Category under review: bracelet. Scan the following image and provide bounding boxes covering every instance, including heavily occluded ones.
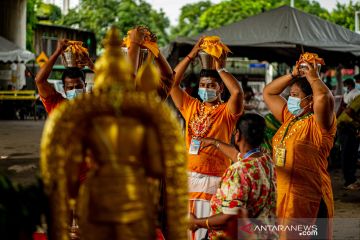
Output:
[186,55,193,61]
[205,218,211,229]
[217,68,228,73]
[214,140,220,149]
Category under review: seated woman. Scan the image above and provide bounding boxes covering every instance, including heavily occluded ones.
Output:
[189,113,276,240]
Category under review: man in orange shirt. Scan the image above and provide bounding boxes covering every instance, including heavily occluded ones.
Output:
[37,29,174,113]
[35,39,93,114]
[170,38,243,239]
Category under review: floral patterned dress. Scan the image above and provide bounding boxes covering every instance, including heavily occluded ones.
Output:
[209,152,277,239]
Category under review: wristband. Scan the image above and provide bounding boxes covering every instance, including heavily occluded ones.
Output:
[217,68,228,73]
[205,218,211,229]
[186,55,193,61]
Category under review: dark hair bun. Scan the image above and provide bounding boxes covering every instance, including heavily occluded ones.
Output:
[236,113,265,148]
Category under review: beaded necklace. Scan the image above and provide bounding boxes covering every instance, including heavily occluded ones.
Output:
[274,112,313,147]
[274,112,313,167]
[189,102,220,139]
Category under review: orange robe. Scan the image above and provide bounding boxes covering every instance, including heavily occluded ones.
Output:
[40,91,65,114]
[272,107,336,239]
[179,93,241,177]
[179,93,241,200]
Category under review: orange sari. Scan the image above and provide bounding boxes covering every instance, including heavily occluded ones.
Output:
[272,107,336,239]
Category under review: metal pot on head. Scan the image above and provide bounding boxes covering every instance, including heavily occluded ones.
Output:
[121,47,149,70]
[62,51,85,68]
[198,50,216,70]
[138,48,149,69]
[61,52,78,67]
[299,62,321,77]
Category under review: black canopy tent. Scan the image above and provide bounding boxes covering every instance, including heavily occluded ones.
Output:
[167,5,360,67]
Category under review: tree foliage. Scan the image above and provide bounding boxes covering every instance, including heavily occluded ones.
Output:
[26,0,62,51]
[26,0,40,51]
[328,0,360,31]
[37,2,62,23]
[172,0,331,37]
[170,1,212,39]
[59,0,170,49]
[198,0,271,31]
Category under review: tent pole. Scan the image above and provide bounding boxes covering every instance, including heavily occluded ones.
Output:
[290,0,295,8]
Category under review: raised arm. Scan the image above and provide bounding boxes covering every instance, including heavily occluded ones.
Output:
[302,61,335,130]
[127,29,145,76]
[215,57,243,114]
[83,53,95,72]
[263,66,299,122]
[35,39,68,98]
[154,52,174,100]
[170,38,203,108]
[335,65,344,96]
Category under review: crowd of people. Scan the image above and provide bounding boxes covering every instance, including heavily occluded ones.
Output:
[34,30,359,240]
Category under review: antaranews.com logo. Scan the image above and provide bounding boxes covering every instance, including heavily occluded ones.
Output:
[238,218,320,239]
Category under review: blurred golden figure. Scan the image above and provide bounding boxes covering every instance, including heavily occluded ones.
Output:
[40,27,188,240]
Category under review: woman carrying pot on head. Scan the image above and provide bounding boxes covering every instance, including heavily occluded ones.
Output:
[170,37,244,240]
[263,53,336,239]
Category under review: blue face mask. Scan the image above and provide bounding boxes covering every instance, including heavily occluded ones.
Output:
[287,95,311,116]
[66,89,84,100]
[198,88,218,102]
[356,83,360,91]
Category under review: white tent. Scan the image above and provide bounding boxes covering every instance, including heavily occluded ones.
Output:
[0,36,35,63]
[0,36,35,89]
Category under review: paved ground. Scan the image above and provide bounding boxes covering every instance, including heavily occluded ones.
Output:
[0,120,359,239]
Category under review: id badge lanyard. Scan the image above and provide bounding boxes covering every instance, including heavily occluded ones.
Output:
[241,148,261,160]
[275,113,312,167]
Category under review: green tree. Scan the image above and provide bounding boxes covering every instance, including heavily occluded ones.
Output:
[59,0,170,49]
[37,2,62,23]
[198,0,271,31]
[170,1,212,38]
[328,0,360,31]
[26,0,41,51]
[174,0,330,36]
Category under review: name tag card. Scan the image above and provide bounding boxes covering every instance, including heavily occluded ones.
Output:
[189,139,201,155]
[275,146,286,167]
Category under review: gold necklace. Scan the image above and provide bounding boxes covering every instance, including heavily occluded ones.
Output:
[189,102,220,139]
[274,113,313,146]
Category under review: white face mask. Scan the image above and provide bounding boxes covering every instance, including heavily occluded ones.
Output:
[66,89,84,100]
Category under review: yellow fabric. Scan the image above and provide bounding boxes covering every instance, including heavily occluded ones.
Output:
[65,41,89,55]
[337,94,360,128]
[200,36,231,59]
[272,107,336,239]
[179,93,240,176]
[123,30,159,57]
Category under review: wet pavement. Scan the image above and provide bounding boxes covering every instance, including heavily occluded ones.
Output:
[0,120,359,239]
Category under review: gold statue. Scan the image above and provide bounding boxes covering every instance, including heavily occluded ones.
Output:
[40,26,188,240]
